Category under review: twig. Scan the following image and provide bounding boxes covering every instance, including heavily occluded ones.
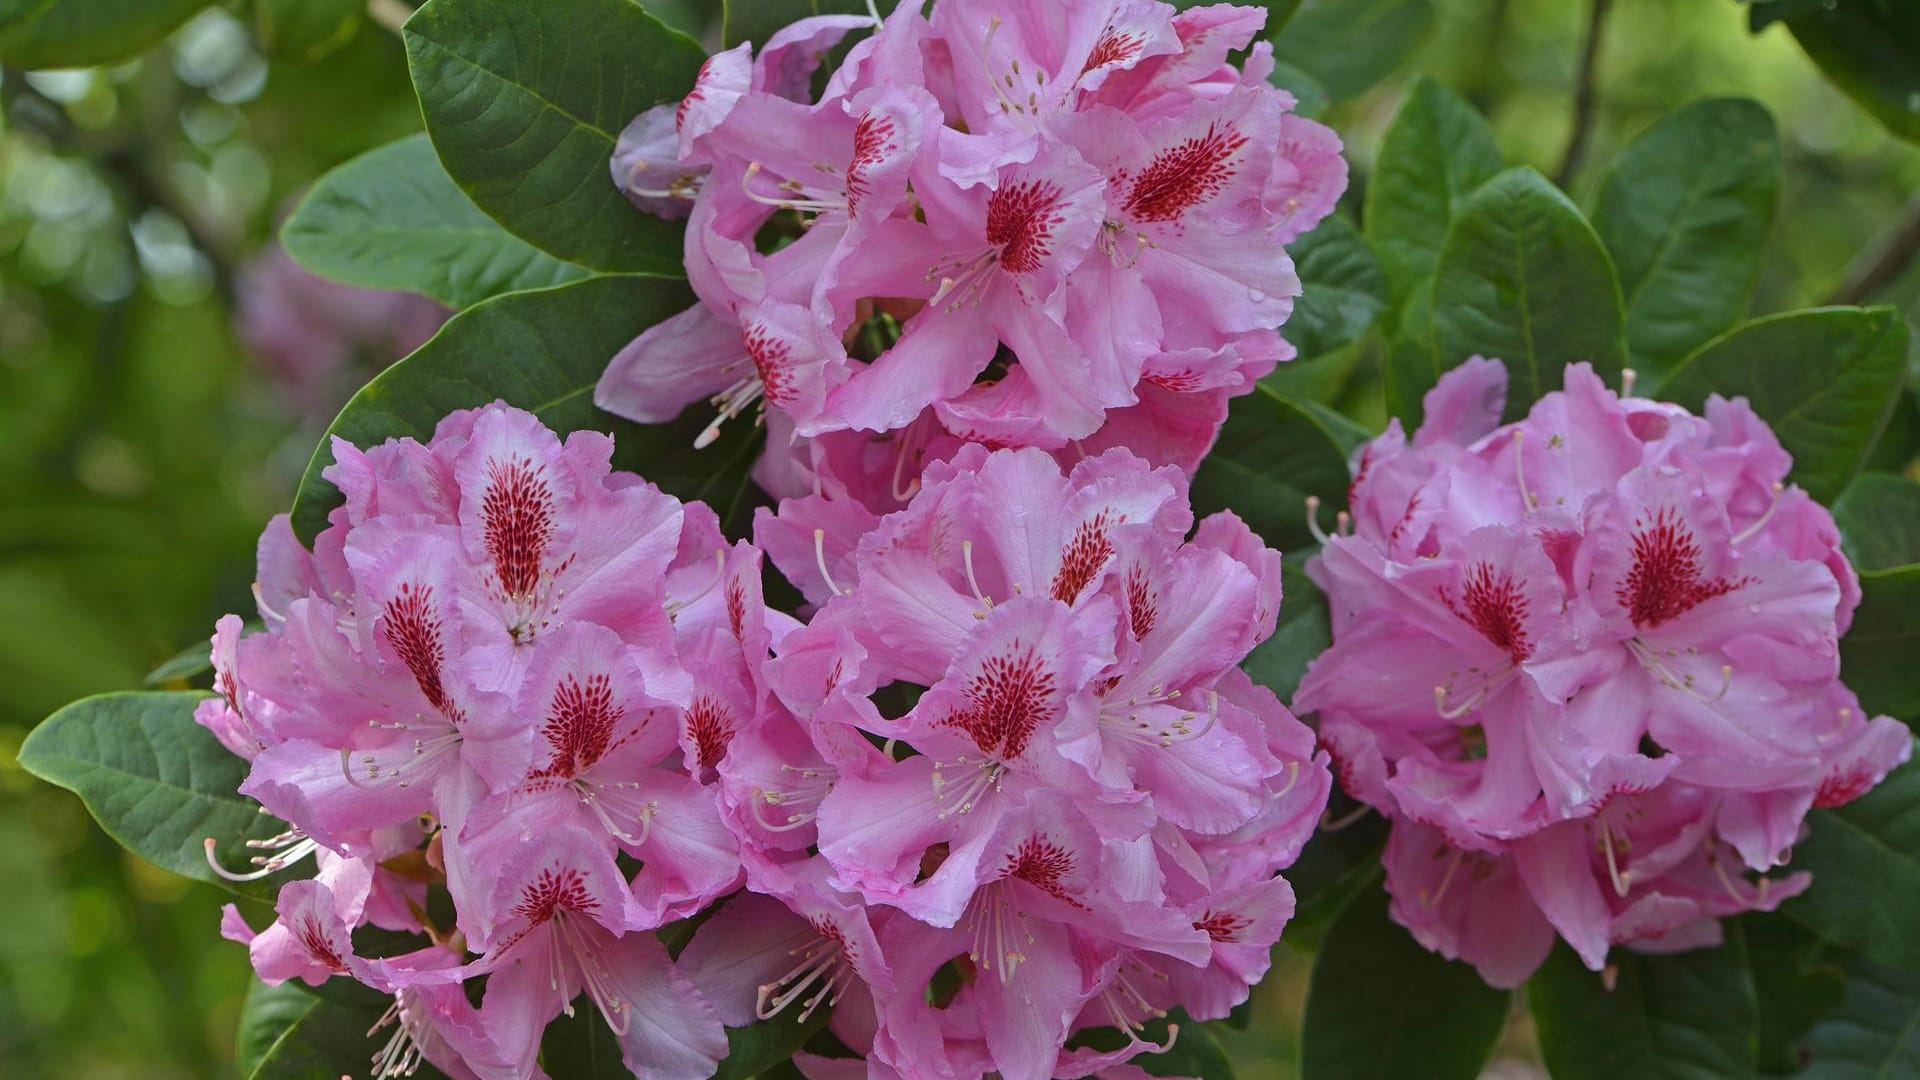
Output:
[1827,196,1920,306]
[1554,0,1612,190]
[367,0,414,36]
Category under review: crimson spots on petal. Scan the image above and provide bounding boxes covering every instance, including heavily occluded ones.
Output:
[1815,766,1877,809]
[513,866,598,924]
[846,112,898,216]
[1126,563,1158,641]
[744,322,797,407]
[1081,30,1146,76]
[1122,121,1250,224]
[687,695,735,771]
[941,643,1058,760]
[1446,562,1533,662]
[537,674,624,778]
[1051,510,1116,604]
[1194,909,1252,943]
[482,456,557,603]
[986,179,1068,274]
[725,578,748,640]
[297,917,349,973]
[1619,506,1745,630]
[383,583,463,723]
[1004,835,1083,906]
[677,59,713,131]
[1143,368,1206,393]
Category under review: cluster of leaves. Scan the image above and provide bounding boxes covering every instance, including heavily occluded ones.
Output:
[8,0,1920,1077]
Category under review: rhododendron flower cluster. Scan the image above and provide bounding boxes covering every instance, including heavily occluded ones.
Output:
[1295,359,1912,988]
[197,404,1328,1079]
[596,0,1346,499]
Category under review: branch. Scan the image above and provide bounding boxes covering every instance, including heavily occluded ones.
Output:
[1827,196,1920,306]
[1554,0,1612,190]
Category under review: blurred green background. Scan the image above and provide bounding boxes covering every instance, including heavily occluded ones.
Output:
[1,2,1915,1076]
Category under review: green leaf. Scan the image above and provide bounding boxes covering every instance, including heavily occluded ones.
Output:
[723,0,876,50]
[1746,914,1847,1073]
[253,0,361,63]
[714,1008,835,1080]
[1242,559,1331,704]
[1833,472,1920,573]
[1301,885,1509,1080]
[0,0,208,68]
[1782,752,1920,972]
[1591,98,1780,383]
[1191,383,1370,553]
[0,0,53,31]
[1364,76,1505,304]
[235,979,442,1080]
[283,134,592,310]
[145,625,261,687]
[1660,307,1910,504]
[1530,927,1759,1080]
[539,1003,628,1078]
[405,0,705,274]
[1282,813,1388,953]
[1285,216,1389,362]
[14,691,286,901]
[1769,1,1920,144]
[1269,0,1435,103]
[1071,1010,1236,1079]
[1424,166,1628,426]
[1842,568,1920,722]
[288,275,763,546]
[1799,954,1920,1078]
[1268,59,1331,119]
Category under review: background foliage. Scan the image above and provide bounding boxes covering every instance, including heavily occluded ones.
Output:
[1,0,1917,1076]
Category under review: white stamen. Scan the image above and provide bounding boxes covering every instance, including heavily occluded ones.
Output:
[1305,495,1330,545]
[203,832,319,882]
[1621,368,1638,398]
[814,529,846,597]
[1513,430,1538,511]
[962,540,993,617]
[1731,483,1786,545]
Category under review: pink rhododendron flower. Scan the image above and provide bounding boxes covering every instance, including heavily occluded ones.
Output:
[596,0,1345,474]
[1296,359,1911,988]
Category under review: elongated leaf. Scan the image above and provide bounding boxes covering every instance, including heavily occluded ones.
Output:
[723,0,876,49]
[1301,885,1509,1080]
[1768,0,1920,143]
[1192,383,1370,553]
[538,1004,627,1078]
[146,625,261,687]
[1364,76,1504,303]
[1800,954,1920,1077]
[0,0,207,67]
[1746,913,1847,1073]
[1530,928,1759,1080]
[714,1009,834,1080]
[1424,167,1627,426]
[405,0,705,274]
[15,691,285,901]
[283,134,591,309]
[288,275,763,546]
[1660,307,1909,503]
[0,0,53,31]
[235,979,441,1080]
[1071,1010,1235,1079]
[1243,559,1330,703]
[1591,98,1780,382]
[1282,813,1388,952]
[1842,568,1920,722]
[1269,0,1435,103]
[1285,216,1389,362]
[254,0,361,63]
[1833,472,1920,573]
[1783,753,1920,971]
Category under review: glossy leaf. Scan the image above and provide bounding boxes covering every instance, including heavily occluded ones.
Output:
[235,979,440,1080]
[1591,98,1780,382]
[1832,472,1920,573]
[1270,0,1435,103]
[1281,813,1388,952]
[1191,383,1370,553]
[1243,559,1331,704]
[253,0,361,63]
[0,0,208,68]
[1530,928,1759,1080]
[1746,914,1847,1074]
[1072,1010,1236,1079]
[1285,216,1389,362]
[1364,76,1504,303]
[1763,0,1920,143]
[14,691,285,901]
[1660,307,1909,503]
[1301,885,1509,1080]
[1783,753,1920,970]
[714,1008,835,1080]
[1800,954,1920,1078]
[405,0,704,274]
[282,134,591,309]
[1268,58,1331,119]
[1425,167,1628,426]
[723,0,877,49]
[1842,568,1920,722]
[288,275,763,545]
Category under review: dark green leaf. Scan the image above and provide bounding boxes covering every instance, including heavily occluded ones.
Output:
[1071,1010,1236,1079]
[539,1003,629,1078]
[1800,953,1920,1078]
[1530,927,1759,1080]
[145,625,260,687]
[1281,812,1387,953]
[714,1008,836,1080]
[15,691,286,901]
[236,979,443,1080]
[1285,216,1389,362]
[1269,0,1435,103]
[1364,76,1504,303]
[0,0,53,31]
[288,275,763,546]
[1191,383,1370,553]
[253,0,361,63]
[405,0,704,274]
[1591,98,1780,382]
[1833,472,1920,573]
[1783,752,1920,971]
[1425,166,1628,426]
[1745,914,1847,1074]
[1770,1,1920,143]
[282,134,591,309]
[1842,568,1920,722]
[1268,59,1331,119]
[0,0,208,68]
[1301,885,1509,1080]
[723,0,877,50]
[1242,559,1331,704]
[1660,307,1909,503]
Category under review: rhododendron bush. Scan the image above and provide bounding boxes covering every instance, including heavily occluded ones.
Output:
[15,1,1920,1078]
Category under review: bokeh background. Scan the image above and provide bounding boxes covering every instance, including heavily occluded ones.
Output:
[1,1,1915,1076]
